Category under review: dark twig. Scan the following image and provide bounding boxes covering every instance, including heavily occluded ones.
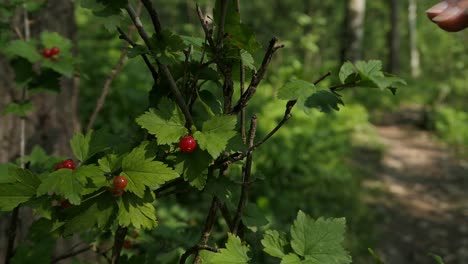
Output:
[5,207,19,264]
[216,0,229,47]
[196,4,215,48]
[232,116,257,234]
[52,245,93,263]
[179,245,219,264]
[117,27,158,80]
[192,197,220,264]
[240,62,246,143]
[217,71,332,167]
[111,226,128,264]
[232,38,284,114]
[220,203,234,231]
[87,42,129,131]
[140,0,162,34]
[125,4,194,128]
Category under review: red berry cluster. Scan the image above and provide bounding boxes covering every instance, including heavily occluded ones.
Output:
[179,135,197,153]
[55,159,76,171]
[42,46,60,59]
[111,175,128,197]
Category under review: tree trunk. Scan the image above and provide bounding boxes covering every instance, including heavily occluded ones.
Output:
[340,0,366,63]
[387,0,400,73]
[408,0,421,77]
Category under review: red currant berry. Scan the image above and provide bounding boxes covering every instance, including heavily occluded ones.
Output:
[55,159,76,171]
[60,200,72,209]
[123,240,132,249]
[179,135,197,153]
[50,46,60,55]
[42,48,52,58]
[113,175,128,190]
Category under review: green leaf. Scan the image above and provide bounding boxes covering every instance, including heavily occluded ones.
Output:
[290,211,351,264]
[40,31,74,77]
[243,203,269,229]
[117,191,157,229]
[193,115,237,159]
[36,166,94,205]
[280,254,302,264]
[4,40,41,62]
[240,50,256,71]
[338,62,357,84]
[98,153,123,174]
[304,90,344,113]
[429,253,445,264]
[2,101,34,117]
[122,142,179,198]
[127,44,148,58]
[261,230,288,258]
[28,69,62,93]
[0,167,41,211]
[355,60,382,79]
[136,97,187,145]
[70,129,110,162]
[0,163,15,183]
[63,192,117,235]
[149,30,187,65]
[202,233,250,264]
[278,80,315,100]
[74,165,107,195]
[175,149,212,190]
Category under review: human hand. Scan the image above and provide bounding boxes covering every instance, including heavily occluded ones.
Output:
[426,0,468,32]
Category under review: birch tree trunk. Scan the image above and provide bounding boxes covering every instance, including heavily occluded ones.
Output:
[408,0,421,77]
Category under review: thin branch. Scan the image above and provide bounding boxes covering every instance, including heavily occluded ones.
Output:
[220,203,233,231]
[239,60,246,143]
[232,115,257,234]
[216,0,229,47]
[193,196,219,264]
[196,4,215,48]
[5,207,19,264]
[140,0,162,34]
[179,245,219,264]
[111,226,128,264]
[116,27,158,80]
[125,3,194,128]
[52,245,93,263]
[86,43,129,131]
[217,71,332,167]
[231,38,284,114]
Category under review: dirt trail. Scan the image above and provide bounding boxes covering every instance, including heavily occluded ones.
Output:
[364,124,468,264]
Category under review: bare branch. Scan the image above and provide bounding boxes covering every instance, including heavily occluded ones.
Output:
[140,0,162,34]
[125,4,194,128]
[52,245,93,263]
[231,38,284,114]
[196,4,215,48]
[193,196,219,263]
[179,245,219,264]
[216,0,229,47]
[111,226,128,264]
[232,115,257,234]
[116,27,158,80]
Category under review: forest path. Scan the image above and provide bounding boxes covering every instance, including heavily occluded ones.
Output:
[363,124,468,264]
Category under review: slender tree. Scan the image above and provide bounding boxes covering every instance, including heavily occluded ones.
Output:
[408,0,421,77]
[340,0,366,63]
[387,0,400,73]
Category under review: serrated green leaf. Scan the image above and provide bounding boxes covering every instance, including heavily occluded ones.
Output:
[122,142,179,197]
[74,165,107,195]
[149,30,187,65]
[136,97,187,145]
[98,153,123,174]
[4,40,41,62]
[261,230,288,258]
[338,62,356,84]
[70,130,110,162]
[355,60,382,79]
[280,254,302,264]
[243,203,269,229]
[63,192,117,236]
[290,211,351,264]
[202,233,250,264]
[0,163,15,183]
[36,167,90,205]
[193,115,237,159]
[175,149,212,190]
[278,80,316,101]
[240,50,255,71]
[2,101,34,117]
[117,191,157,230]
[304,90,344,113]
[0,167,41,211]
[128,44,148,58]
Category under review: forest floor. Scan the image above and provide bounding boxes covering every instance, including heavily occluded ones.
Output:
[359,112,468,264]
